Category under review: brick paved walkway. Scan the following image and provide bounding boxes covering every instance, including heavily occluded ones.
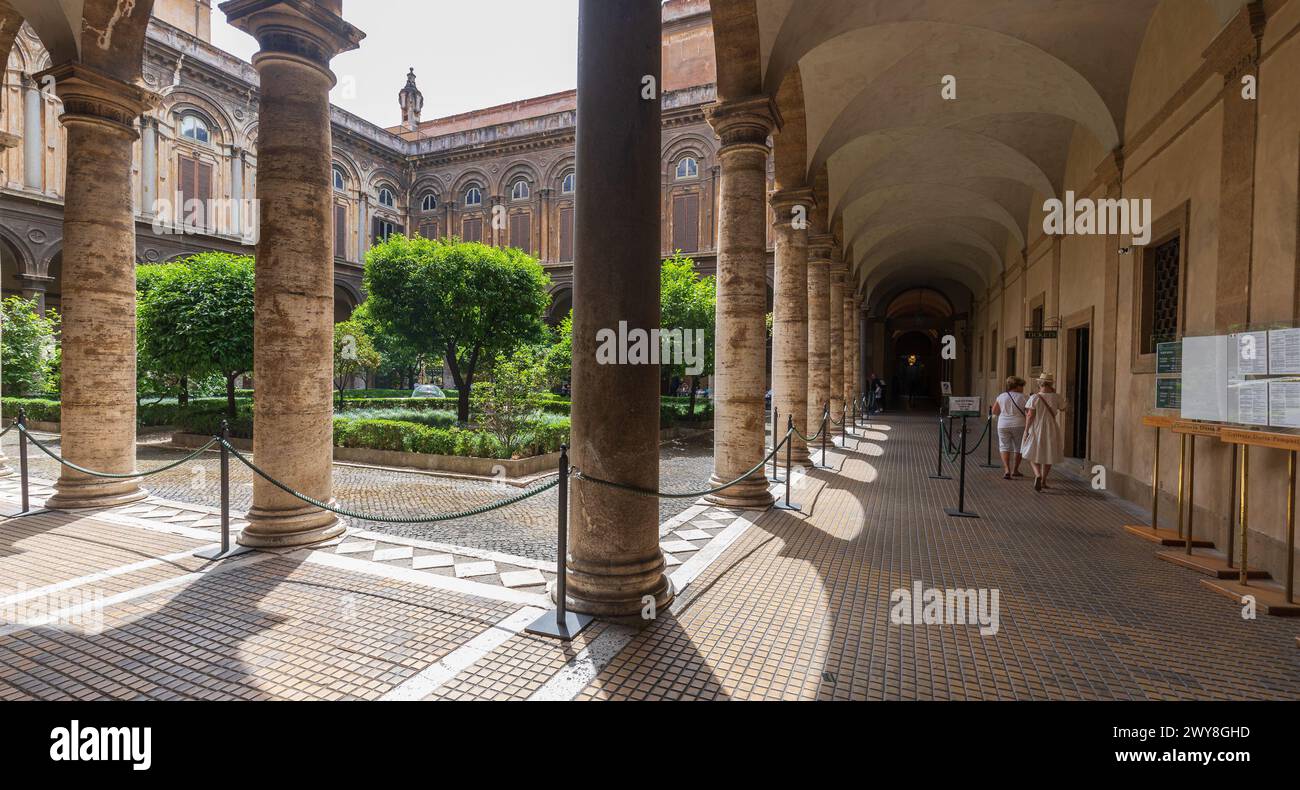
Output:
[1,414,1297,700]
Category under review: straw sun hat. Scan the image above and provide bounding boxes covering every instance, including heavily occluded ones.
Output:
[1036,372,1056,386]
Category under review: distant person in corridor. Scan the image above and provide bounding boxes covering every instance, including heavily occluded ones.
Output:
[992,376,1028,480]
[1021,372,1067,492]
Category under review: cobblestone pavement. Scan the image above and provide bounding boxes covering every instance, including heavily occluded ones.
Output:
[3,415,1297,701]
[1,429,715,562]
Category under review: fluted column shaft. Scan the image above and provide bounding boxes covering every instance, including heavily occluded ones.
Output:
[43,66,153,509]
[771,189,812,465]
[807,236,832,441]
[829,255,846,434]
[228,1,363,547]
[565,0,672,618]
[705,96,779,508]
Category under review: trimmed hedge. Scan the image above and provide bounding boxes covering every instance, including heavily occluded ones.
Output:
[333,416,568,459]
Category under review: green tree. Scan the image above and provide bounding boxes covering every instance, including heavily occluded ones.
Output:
[1,297,59,396]
[472,351,546,457]
[353,300,429,390]
[363,236,551,422]
[543,309,573,391]
[660,253,716,416]
[333,319,381,411]
[137,252,255,417]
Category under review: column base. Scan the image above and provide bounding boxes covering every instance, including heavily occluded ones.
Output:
[238,501,344,548]
[562,551,675,622]
[704,472,774,509]
[789,445,812,466]
[46,475,147,510]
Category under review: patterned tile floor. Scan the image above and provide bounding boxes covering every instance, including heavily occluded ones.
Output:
[1,414,1297,700]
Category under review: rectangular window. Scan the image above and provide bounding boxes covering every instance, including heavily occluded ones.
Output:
[559,206,574,262]
[1140,234,1181,355]
[671,193,699,252]
[333,203,347,259]
[462,217,483,244]
[990,329,998,375]
[509,212,531,253]
[419,220,438,240]
[372,217,401,244]
[977,335,984,374]
[177,154,213,228]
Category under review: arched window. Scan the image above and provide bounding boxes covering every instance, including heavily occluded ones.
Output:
[464,186,482,207]
[179,114,211,145]
[421,193,437,212]
[675,156,699,180]
[378,186,396,208]
[333,166,347,192]
[510,179,531,201]
[561,173,575,194]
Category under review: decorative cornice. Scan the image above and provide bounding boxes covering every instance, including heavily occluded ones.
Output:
[221,0,365,75]
[1203,1,1267,80]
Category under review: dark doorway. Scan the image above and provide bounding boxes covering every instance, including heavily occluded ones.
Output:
[1066,325,1091,459]
[892,331,938,409]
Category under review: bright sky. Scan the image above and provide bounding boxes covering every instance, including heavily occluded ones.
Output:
[211,0,580,128]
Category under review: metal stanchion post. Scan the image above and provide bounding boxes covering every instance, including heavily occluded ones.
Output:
[770,405,783,483]
[1227,445,1238,569]
[1150,424,1160,533]
[983,407,995,468]
[1175,432,1187,541]
[527,444,592,640]
[17,407,29,514]
[945,416,977,518]
[930,414,951,480]
[196,421,252,561]
[821,403,829,467]
[775,415,800,512]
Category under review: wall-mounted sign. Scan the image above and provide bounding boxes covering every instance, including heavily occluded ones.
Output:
[1155,378,1182,410]
[1156,341,1182,375]
[1024,329,1058,340]
[940,381,952,396]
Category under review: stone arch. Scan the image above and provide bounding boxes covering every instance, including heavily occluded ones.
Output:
[162,91,235,148]
[709,0,763,100]
[497,160,541,197]
[772,66,808,191]
[331,152,362,192]
[0,223,33,276]
[662,132,714,180]
[10,0,156,83]
[334,281,362,323]
[451,167,491,205]
[544,153,576,189]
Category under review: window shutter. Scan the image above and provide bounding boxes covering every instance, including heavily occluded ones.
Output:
[559,206,574,262]
[372,216,384,244]
[463,217,482,244]
[672,193,699,252]
[510,212,531,252]
[178,155,197,207]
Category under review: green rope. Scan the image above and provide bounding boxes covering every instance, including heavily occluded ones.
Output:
[222,438,559,523]
[794,414,829,443]
[17,423,217,478]
[574,429,791,499]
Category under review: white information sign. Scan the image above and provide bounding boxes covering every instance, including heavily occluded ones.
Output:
[1180,334,1229,422]
[1230,331,1270,377]
[1268,328,1300,376]
[948,396,981,417]
[1229,379,1270,426]
[1268,379,1300,429]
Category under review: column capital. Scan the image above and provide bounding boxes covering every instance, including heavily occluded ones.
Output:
[1203,1,1266,81]
[770,186,815,219]
[221,0,364,76]
[706,95,781,152]
[38,63,159,135]
[0,130,17,152]
[808,233,835,259]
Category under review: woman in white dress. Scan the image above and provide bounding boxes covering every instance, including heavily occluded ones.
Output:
[1021,372,1067,492]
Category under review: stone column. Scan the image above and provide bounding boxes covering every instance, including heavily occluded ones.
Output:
[140,117,158,217]
[19,275,50,314]
[230,146,244,238]
[41,65,154,509]
[828,252,846,434]
[770,188,812,465]
[842,282,855,410]
[22,74,41,190]
[851,294,862,406]
[705,95,779,508]
[807,235,832,438]
[565,0,672,619]
[225,0,364,548]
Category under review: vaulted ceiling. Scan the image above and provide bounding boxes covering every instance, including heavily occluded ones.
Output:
[712,0,1254,309]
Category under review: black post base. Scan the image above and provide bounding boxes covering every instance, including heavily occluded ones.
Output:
[525,610,594,641]
[944,507,979,519]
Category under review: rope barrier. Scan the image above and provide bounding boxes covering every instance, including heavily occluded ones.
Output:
[16,423,218,478]
[573,429,792,499]
[221,439,560,524]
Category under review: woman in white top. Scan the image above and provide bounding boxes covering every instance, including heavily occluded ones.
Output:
[1021,372,1067,492]
[991,376,1028,480]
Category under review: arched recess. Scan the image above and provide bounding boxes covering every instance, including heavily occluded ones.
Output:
[497,161,540,198]
[547,286,573,327]
[451,167,491,204]
[334,282,360,324]
[161,90,237,147]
